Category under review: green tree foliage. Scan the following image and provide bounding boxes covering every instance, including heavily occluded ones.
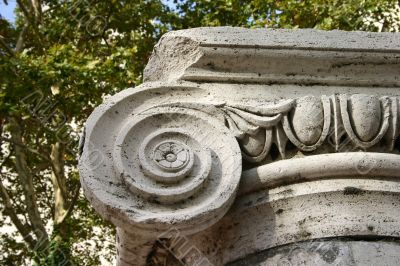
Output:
[0,0,399,264]
[175,0,400,30]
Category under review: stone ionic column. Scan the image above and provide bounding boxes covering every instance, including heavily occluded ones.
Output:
[79,28,400,265]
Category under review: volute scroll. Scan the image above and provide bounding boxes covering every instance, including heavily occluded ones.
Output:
[80,93,242,237]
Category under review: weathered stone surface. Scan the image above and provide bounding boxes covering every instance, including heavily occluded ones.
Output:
[144,27,400,87]
[79,27,400,265]
[228,240,400,266]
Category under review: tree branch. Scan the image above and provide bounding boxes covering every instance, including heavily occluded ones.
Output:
[16,0,35,26]
[16,0,44,45]
[0,136,51,162]
[0,35,15,56]
[50,142,68,209]
[9,117,49,249]
[0,174,37,250]
[57,183,81,225]
[0,139,37,249]
[15,23,29,53]
[30,0,42,23]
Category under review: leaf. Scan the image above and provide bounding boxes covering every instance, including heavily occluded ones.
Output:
[224,109,260,135]
[224,106,282,128]
[227,99,295,116]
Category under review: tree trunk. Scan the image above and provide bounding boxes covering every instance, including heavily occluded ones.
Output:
[9,117,49,251]
[50,142,68,224]
[48,142,74,265]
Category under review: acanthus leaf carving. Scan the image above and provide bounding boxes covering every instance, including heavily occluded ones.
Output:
[224,109,261,136]
[219,99,295,163]
[224,106,282,128]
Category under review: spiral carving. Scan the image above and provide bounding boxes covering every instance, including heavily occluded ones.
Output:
[79,103,243,236]
[115,126,213,204]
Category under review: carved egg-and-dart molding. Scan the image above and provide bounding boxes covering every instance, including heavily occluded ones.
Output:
[217,94,399,163]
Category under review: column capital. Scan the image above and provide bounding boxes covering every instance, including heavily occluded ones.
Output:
[79,27,400,265]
